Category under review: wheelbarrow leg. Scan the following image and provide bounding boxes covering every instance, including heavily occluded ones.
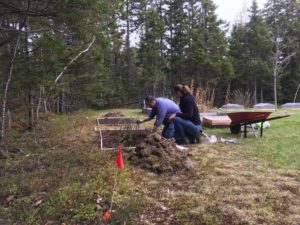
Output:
[260,121,264,137]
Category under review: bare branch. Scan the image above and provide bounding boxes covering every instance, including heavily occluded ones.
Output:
[280,52,296,65]
[0,26,50,33]
[54,35,96,84]
[293,83,300,103]
[0,1,54,18]
[275,52,296,79]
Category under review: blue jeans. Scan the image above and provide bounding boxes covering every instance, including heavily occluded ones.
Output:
[173,117,202,141]
[162,120,175,138]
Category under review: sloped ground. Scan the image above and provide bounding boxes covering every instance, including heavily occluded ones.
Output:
[0,109,299,224]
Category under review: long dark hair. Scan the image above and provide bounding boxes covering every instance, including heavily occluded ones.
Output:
[173,84,191,95]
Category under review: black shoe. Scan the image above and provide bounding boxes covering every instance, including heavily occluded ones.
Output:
[176,138,189,145]
[189,138,195,144]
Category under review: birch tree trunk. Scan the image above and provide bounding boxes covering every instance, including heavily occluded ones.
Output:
[1,36,20,141]
[43,87,48,113]
[274,69,278,110]
[254,74,257,104]
[36,86,43,121]
[126,0,133,90]
[271,32,295,110]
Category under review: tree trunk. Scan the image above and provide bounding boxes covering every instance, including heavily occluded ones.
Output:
[8,109,11,132]
[126,0,133,91]
[56,91,66,114]
[28,89,34,130]
[36,86,43,121]
[260,86,263,103]
[1,36,19,141]
[254,74,257,104]
[60,91,66,113]
[56,95,60,114]
[274,71,277,110]
[43,87,48,113]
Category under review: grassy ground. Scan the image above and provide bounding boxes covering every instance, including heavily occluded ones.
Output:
[204,110,300,170]
[0,109,299,224]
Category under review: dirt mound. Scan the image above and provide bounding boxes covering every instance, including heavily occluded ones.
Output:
[127,133,193,174]
[103,111,124,117]
[101,129,150,148]
[97,117,136,125]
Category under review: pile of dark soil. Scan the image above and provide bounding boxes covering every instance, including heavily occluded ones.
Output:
[97,117,136,125]
[101,129,150,148]
[127,133,193,174]
[103,111,125,118]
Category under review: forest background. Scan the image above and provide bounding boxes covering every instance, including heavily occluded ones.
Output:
[0,0,300,133]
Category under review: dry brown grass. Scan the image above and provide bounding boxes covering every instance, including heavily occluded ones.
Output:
[232,89,255,107]
[224,82,231,105]
[190,80,215,112]
[130,143,300,224]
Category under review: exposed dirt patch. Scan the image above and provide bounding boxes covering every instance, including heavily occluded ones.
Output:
[101,129,151,148]
[97,117,136,125]
[127,133,194,174]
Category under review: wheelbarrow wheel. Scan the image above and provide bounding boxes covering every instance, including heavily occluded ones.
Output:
[230,124,241,134]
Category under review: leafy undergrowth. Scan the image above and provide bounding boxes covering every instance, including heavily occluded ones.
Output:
[0,109,299,224]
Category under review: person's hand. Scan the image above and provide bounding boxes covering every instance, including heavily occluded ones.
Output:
[136,120,142,125]
[168,113,176,121]
[152,125,159,133]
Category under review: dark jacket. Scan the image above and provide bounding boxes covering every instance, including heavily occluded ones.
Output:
[176,93,201,125]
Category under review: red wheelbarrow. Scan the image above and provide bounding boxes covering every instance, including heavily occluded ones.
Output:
[227,111,290,137]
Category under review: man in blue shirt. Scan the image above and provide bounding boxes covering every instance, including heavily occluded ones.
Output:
[137,96,180,138]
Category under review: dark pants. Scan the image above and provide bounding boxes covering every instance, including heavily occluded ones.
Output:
[162,120,175,138]
[173,117,202,141]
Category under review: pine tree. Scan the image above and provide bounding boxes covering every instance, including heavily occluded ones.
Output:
[165,0,189,85]
[246,0,272,103]
[136,1,166,96]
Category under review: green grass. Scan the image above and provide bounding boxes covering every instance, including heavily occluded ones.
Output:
[203,110,300,170]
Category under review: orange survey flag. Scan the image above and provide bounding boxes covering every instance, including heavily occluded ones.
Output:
[102,210,112,221]
[116,146,124,170]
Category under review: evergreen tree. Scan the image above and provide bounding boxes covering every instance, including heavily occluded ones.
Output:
[166,0,189,86]
[187,0,232,104]
[137,2,166,96]
[0,0,117,129]
[246,0,272,103]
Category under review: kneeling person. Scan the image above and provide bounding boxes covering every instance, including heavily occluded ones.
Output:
[137,96,180,138]
[172,85,202,144]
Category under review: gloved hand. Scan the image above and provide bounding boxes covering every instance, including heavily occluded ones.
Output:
[136,120,142,125]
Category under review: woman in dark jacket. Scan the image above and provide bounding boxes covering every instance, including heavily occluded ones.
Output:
[171,84,202,144]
